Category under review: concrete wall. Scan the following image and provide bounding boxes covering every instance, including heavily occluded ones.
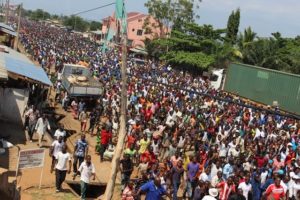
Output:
[0,88,29,125]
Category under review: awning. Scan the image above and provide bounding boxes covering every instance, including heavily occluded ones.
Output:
[130,47,148,55]
[91,30,102,35]
[5,56,52,86]
[0,23,16,37]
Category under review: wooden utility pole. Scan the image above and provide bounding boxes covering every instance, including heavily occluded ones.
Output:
[14,3,21,50]
[103,1,127,199]
[4,0,9,24]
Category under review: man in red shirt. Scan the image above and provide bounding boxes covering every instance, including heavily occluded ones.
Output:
[255,153,268,169]
[140,146,156,167]
[144,107,153,122]
[263,177,285,200]
[100,126,112,162]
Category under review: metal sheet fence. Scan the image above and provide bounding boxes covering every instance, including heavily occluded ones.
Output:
[224,63,300,115]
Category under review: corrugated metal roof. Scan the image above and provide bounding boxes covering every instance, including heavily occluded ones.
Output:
[0,23,15,32]
[4,56,52,86]
[0,23,16,37]
[0,45,32,63]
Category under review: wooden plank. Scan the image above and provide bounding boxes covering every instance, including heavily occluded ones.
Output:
[65,179,107,186]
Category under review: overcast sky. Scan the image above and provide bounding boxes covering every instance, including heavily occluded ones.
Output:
[10,0,300,37]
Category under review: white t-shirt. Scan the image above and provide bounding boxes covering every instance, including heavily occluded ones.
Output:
[199,172,209,182]
[78,162,95,183]
[56,152,71,171]
[238,182,252,200]
[51,140,64,158]
[202,196,217,200]
[54,129,66,138]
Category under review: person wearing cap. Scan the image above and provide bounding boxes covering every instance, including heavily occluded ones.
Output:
[202,188,218,200]
[290,175,300,199]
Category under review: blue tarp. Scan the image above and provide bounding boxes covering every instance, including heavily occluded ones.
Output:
[5,56,52,86]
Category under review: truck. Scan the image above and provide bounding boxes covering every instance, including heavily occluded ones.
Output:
[210,69,225,90]
[61,64,103,97]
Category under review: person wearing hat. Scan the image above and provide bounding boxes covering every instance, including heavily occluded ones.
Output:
[202,188,218,200]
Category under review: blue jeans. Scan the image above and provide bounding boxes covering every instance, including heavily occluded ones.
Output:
[121,173,131,190]
[186,180,197,198]
[80,181,88,200]
[173,182,180,200]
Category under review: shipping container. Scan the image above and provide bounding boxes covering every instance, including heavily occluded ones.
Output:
[224,63,300,115]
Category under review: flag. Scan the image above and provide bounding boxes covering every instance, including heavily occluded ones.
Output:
[115,0,124,20]
[115,0,127,34]
[102,28,116,53]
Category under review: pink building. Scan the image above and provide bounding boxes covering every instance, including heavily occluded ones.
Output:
[102,12,166,48]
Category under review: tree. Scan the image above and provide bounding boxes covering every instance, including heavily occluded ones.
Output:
[29,9,51,21]
[89,21,102,31]
[238,26,257,49]
[226,8,240,44]
[63,15,89,32]
[146,23,231,71]
[144,0,201,37]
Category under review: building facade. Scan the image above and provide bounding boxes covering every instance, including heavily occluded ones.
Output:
[101,12,166,48]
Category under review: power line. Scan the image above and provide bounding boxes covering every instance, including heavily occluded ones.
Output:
[73,2,115,16]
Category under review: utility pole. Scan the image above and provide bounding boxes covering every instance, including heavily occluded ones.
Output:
[14,3,22,50]
[103,0,127,199]
[5,0,9,24]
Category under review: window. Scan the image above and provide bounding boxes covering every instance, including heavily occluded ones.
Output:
[137,29,143,36]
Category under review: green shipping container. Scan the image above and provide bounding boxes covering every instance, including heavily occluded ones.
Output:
[224,63,300,115]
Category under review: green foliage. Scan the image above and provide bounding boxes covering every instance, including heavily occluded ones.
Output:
[22,8,102,32]
[146,22,235,71]
[63,15,88,32]
[238,26,257,48]
[89,21,102,31]
[144,0,201,36]
[240,35,300,74]
[226,8,240,44]
[163,51,215,69]
[25,9,51,21]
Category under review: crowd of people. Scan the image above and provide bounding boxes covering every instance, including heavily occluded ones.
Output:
[20,20,300,200]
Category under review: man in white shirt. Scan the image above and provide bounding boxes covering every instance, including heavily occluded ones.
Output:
[74,155,95,200]
[290,175,300,199]
[54,125,66,140]
[211,171,223,187]
[35,114,51,147]
[199,167,211,182]
[50,136,64,173]
[54,145,71,192]
[253,126,265,140]
[238,175,252,200]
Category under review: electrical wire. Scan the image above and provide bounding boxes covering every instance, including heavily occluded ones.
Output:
[73,2,115,16]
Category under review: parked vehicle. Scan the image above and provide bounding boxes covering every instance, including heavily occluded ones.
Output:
[61,64,103,97]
